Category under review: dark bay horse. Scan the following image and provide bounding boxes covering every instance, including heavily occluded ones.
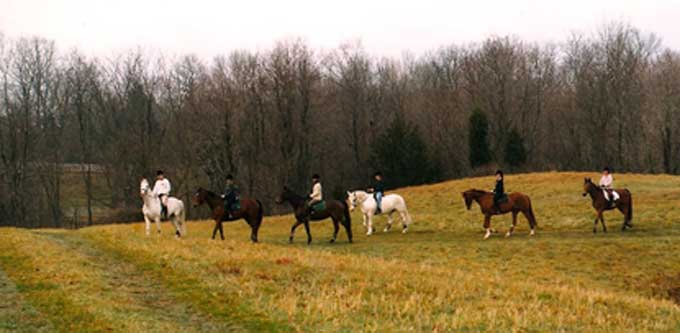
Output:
[275,187,352,244]
[582,178,633,233]
[192,188,263,242]
[462,189,538,239]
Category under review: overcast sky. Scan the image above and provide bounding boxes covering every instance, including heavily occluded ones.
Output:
[1,0,678,59]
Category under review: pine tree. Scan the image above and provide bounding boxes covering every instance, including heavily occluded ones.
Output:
[469,107,492,168]
[370,115,439,188]
[505,129,527,169]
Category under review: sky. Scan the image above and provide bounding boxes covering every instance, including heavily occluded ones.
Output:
[1,0,678,59]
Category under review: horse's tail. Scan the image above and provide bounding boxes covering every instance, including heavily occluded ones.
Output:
[526,195,538,228]
[341,200,353,242]
[626,190,633,221]
[399,196,412,226]
[256,199,264,225]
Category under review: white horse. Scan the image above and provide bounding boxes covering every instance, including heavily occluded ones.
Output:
[347,190,412,235]
[140,179,186,238]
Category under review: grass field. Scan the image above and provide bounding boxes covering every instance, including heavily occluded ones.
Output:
[1,172,680,332]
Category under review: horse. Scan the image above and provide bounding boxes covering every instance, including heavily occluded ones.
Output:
[462,189,537,239]
[140,179,186,238]
[582,178,633,233]
[192,187,263,242]
[346,190,412,235]
[275,186,352,244]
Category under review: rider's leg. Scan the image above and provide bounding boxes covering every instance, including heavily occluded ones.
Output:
[160,195,168,218]
[375,192,383,214]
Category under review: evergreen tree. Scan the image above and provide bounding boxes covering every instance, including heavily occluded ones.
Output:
[469,107,492,168]
[504,129,527,169]
[370,115,439,188]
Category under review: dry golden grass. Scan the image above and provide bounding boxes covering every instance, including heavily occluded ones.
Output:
[1,172,680,332]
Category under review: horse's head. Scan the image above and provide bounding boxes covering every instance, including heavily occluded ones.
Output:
[461,190,476,210]
[346,191,357,211]
[140,179,151,197]
[275,186,292,204]
[583,178,595,197]
[193,187,207,207]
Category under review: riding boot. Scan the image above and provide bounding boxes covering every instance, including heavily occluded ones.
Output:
[376,206,381,214]
[161,206,167,220]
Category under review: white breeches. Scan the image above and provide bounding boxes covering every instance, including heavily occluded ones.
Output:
[603,190,619,201]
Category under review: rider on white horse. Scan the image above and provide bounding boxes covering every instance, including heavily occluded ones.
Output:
[347,189,411,235]
[140,175,186,237]
[599,167,619,205]
[367,172,385,214]
[153,170,171,219]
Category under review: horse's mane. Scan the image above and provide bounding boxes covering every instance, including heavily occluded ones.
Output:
[283,187,307,202]
[466,189,491,195]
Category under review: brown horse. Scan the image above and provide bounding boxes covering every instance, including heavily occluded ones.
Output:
[275,187,352,244]
[462,189,538,239]
[582,178,633,233]
[192,187,263,242]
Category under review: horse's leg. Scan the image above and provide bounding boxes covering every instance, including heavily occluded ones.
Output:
[211,220,219,239]
[249,217,260,243]
[144,214,151,236]
[330,217,339,243]
[599,211,607,233]
[506,211,517,237]
[303,220,312,245]
[341,216,353,243]
[616,205,629,231]
[362,214,367,228]
[399,209,410,233]
[366,213,374,236]
[155,217,162,235]
[289,220,303,243]
[384,212,394,233]
[219,221,225,240]
[172,216,181,239]
[484,214,492,240]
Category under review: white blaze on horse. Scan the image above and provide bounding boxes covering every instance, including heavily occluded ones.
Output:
[346,190,412,235]
[140,179,186,238]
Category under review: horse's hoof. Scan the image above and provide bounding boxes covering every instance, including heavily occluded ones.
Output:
[593,228,597,234]
[329,239,335,243]
[505,232,511,237]
[529,230,535,236]
[289,238,293,244]
[402,228,408,234]
[484,232,491,240]
[383,228,389,233]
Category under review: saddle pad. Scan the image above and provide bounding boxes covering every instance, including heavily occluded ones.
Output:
[312,201,326,211]
[224,200,241,212]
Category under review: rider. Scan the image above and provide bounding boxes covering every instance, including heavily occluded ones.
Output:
[153,170,171,219]
[367,171,385,214]
[599,167,619,205]
[221,174,240,219]
[308,174,322,216]
[492,170,504,213]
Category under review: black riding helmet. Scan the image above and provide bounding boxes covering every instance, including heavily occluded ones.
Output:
[226,174,233,180]
[495,169,504,178]
[156,170,164,176]
[603,166,611,173]
[374,171,382,177]
[312,174,320,180]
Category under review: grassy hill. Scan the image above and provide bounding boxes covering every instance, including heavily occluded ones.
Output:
[1,172,679,332]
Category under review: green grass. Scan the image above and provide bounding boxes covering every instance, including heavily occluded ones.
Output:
[1,172,680,332]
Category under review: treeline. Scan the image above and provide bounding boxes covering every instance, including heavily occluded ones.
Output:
[1,22,679,227]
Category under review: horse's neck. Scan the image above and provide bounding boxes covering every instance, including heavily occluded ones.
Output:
[355,191,370,203]
[286,194,306,209]
[143,193,159,207]
[204,192,221,210]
